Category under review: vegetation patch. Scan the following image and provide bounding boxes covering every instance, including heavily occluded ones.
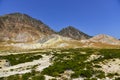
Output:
[0,53,42,65]
[42,48,120,79]
[1,70,45,80]
[0,48,120,80]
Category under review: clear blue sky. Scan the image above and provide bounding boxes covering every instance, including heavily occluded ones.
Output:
[0,0,120,38]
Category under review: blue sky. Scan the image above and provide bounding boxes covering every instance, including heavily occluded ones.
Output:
[0,0,120,38]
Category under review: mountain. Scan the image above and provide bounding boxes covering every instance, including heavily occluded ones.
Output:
[89,34,120,45]
[81,34,120,48]
[0,13,120,49]
[58,26,91,40]
[0,13,55,42]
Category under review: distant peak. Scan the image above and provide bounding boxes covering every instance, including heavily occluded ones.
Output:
[65,26,78,30]
[88,34,120,45]
[95,34,109,37]
[58,26,91,40]
[90,34,119,42]
[67,26,75,28]
[94,34,116,39]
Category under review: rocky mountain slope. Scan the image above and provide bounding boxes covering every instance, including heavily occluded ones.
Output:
[7,34,83,49]
[0,13,120,49]
[0,13,54,42]
[81,34,120,48]
[58,26,91,40]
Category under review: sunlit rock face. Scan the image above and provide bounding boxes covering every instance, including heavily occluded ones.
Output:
[0,13,55,42]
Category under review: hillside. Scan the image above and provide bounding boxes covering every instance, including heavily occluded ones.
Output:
[0,13,120,49]
[81,34,120,48]
[89,34,120,45]
[0,13,54,43]
[58,26,91,40]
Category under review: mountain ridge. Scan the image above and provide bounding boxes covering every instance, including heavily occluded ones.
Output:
[0,13,120,49]
[0,13,55,42]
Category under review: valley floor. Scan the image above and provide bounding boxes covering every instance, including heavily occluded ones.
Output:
[0,48,120,80]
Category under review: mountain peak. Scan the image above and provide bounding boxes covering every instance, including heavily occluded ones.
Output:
[91,34,118,40]
[66,26,76,29]
[58,26,91,40]
[0,13,55,42]
[2,12,31,19]
[4,12,25,16]
[89,34,120,45]
[63,26,79,31]
[2,12,33,17]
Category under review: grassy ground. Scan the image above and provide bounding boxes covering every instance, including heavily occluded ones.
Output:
[0,48,120,80]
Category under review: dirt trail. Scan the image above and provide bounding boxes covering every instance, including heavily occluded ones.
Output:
[0,55,52,77]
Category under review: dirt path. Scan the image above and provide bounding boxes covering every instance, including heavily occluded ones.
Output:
[0,55,52,77]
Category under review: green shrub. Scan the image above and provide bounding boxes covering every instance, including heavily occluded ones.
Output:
[96,73,105,79]
[80,70,93,78]
[0,54,42,65]
[115,77,120,80]
[94,65,102,68]
[31,75,45,80]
